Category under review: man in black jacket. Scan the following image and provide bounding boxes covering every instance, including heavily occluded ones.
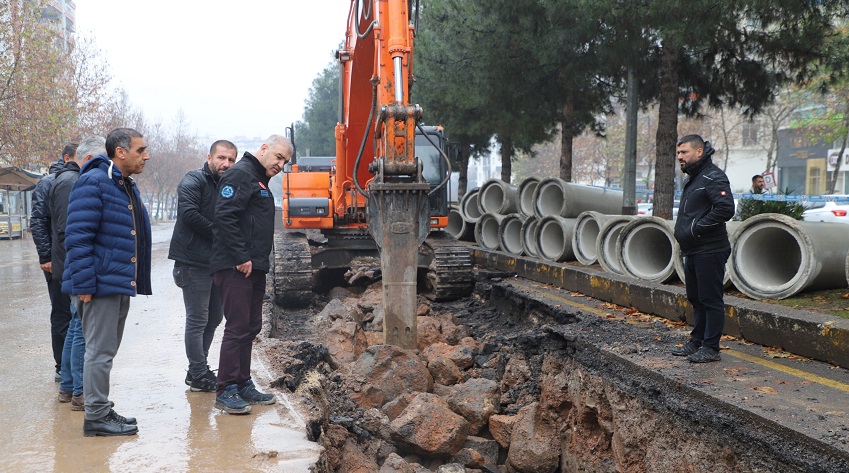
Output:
[210,135,292,414]
[50,135,105,407]
[31,143,76,381]
[168,140,237,392]
[672,135,735,363]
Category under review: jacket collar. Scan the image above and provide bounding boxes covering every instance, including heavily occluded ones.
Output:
[242,152,270,183]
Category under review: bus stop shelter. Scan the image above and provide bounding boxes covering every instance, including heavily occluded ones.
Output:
[0,165,41,239]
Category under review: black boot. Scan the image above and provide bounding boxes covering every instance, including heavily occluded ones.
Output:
[83,412,138,437]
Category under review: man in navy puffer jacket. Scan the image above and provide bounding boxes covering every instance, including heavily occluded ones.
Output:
[63,128,152,437]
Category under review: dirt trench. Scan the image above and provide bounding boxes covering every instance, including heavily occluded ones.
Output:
[262,272,833,473]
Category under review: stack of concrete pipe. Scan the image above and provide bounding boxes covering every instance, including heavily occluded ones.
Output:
[672,222,741,288]
[446,188,481,242]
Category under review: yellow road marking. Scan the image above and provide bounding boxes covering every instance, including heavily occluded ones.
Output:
[723,349,849,393]
[511,280,849,394]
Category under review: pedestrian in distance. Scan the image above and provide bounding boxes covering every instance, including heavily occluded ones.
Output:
[169,140,237,392]
[51,135,106,410]
[31,143,76,382]
[671,134,736,363]
[750,174,769,194]
[63,128,152,436]
[210,135,292,414]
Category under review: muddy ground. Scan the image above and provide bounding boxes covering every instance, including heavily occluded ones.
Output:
[262,269,849,473]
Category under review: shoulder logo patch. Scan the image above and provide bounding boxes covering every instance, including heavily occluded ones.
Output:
[221,185,234,198]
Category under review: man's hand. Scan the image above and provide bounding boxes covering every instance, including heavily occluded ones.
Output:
[236,261,252,278]
[40,262,52,273]
[79,294,92,303]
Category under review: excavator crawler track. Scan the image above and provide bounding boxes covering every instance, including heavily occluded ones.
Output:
[273,231,314,308]
[421,232,474,301]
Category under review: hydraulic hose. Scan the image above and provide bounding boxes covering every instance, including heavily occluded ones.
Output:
[352,80,378,197]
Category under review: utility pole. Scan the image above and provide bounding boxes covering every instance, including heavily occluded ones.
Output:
[622,66,638,215]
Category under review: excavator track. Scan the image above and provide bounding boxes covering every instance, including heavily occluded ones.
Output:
[273,231,314,308]
[420,232,474,301]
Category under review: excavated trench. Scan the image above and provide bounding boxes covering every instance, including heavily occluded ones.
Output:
[266,270,848,473]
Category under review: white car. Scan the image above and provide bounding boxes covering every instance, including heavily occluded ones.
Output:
[802,199,849,224]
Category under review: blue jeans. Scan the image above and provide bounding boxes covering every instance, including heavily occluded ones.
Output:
[173,263,224,378]
[59,303,85,396]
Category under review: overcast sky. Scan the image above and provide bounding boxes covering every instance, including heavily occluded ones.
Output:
[76,1,350,140]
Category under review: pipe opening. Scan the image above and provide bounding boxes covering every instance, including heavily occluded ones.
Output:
[523,219,539,257]
[446,210,464,238]
[736,226,803,290]
[481,185,505,214]
[481,217,501,250]
[576,220,600,261]
[463,193,482,220]
[536,183,562,216]
[519,182,538,216]
[539,220,565,260]
[623,226,673,279]
[502,219,524,254]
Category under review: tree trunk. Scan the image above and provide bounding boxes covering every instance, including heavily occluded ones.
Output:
[500,136,513,183]
[653,45,680,220]
[457,140,471,199]
[828,130,848,195]
[560,99,574,182]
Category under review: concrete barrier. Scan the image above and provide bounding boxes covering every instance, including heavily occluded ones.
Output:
[729,214,849,300]
[617,217,677,283]
[596,216,634,275]
[536,215,577,262]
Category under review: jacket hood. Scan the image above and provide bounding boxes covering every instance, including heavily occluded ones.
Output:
[80,154,126,182]
[48,157,66,174]
[56,161,81,177]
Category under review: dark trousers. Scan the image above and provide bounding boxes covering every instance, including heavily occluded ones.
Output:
[683,249,731,351]
[173,263,224,378]
[213,269,265,393]
[45,270,72,372]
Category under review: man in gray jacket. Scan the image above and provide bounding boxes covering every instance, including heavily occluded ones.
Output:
[168,140,237,392]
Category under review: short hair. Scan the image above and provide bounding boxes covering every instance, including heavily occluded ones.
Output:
[209,139,237,156]
[105,128,143,159]
[76,135,107,161]
[265,134,294,155]
[752,174,763,182]
[676,134,705,150]
[62,143,78,158]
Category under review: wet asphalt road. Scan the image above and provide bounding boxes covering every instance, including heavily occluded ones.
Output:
[0,223,320,472]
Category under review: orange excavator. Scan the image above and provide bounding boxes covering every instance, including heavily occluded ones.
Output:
[274,0,473,349]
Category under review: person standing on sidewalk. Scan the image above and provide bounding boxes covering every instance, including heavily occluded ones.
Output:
[31,144,76,382]
[51,135,106,409]
[63,128,151,436]
[210,135,292,414]
[671,134,735,363]
[169,140,237,392]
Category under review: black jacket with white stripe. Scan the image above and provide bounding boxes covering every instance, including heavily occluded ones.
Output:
[673,154,735,256]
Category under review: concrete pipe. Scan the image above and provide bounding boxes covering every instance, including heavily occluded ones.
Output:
[460,187,483,223]
[498,213,527,256]
[595,216,635,275]
[517,177,540,217]
[521,216,540,258]
[533,178,623,218]
[573,211,622,266]
[536,215,578,262]
[475,213,507,251]
[616,217,677,283]
[729,214,849,300]
[672,221,741,288]
[446,208,475,242]
[478,179,518,215]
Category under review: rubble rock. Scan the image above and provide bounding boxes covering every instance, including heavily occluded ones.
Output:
[462,436,499,467]
[418,316,447,351]
[428,355,462,385]
[319,298,352,321]
[437,313,470,344]
[451,448,486,468]
[501,354,531,391]
[506,403,560,473]
[362,408,392,441]
[489,414,516,448]
[440,378,500,434]
[380,453,418,473]
[382,392,416,420]
[340,438,379,473]
[323,318,367,365]
[350,345,434,409]
[417,303,431,317]
[320,424,349,471]
[389,392,470,457]
[435,464,466,473]
[458,336,484,354]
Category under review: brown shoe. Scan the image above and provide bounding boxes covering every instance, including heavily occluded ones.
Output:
[71,395,84,411]
[58,391,72,403]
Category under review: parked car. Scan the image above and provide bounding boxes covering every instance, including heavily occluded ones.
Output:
[637,203,653,216]
[802,198,849,224]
